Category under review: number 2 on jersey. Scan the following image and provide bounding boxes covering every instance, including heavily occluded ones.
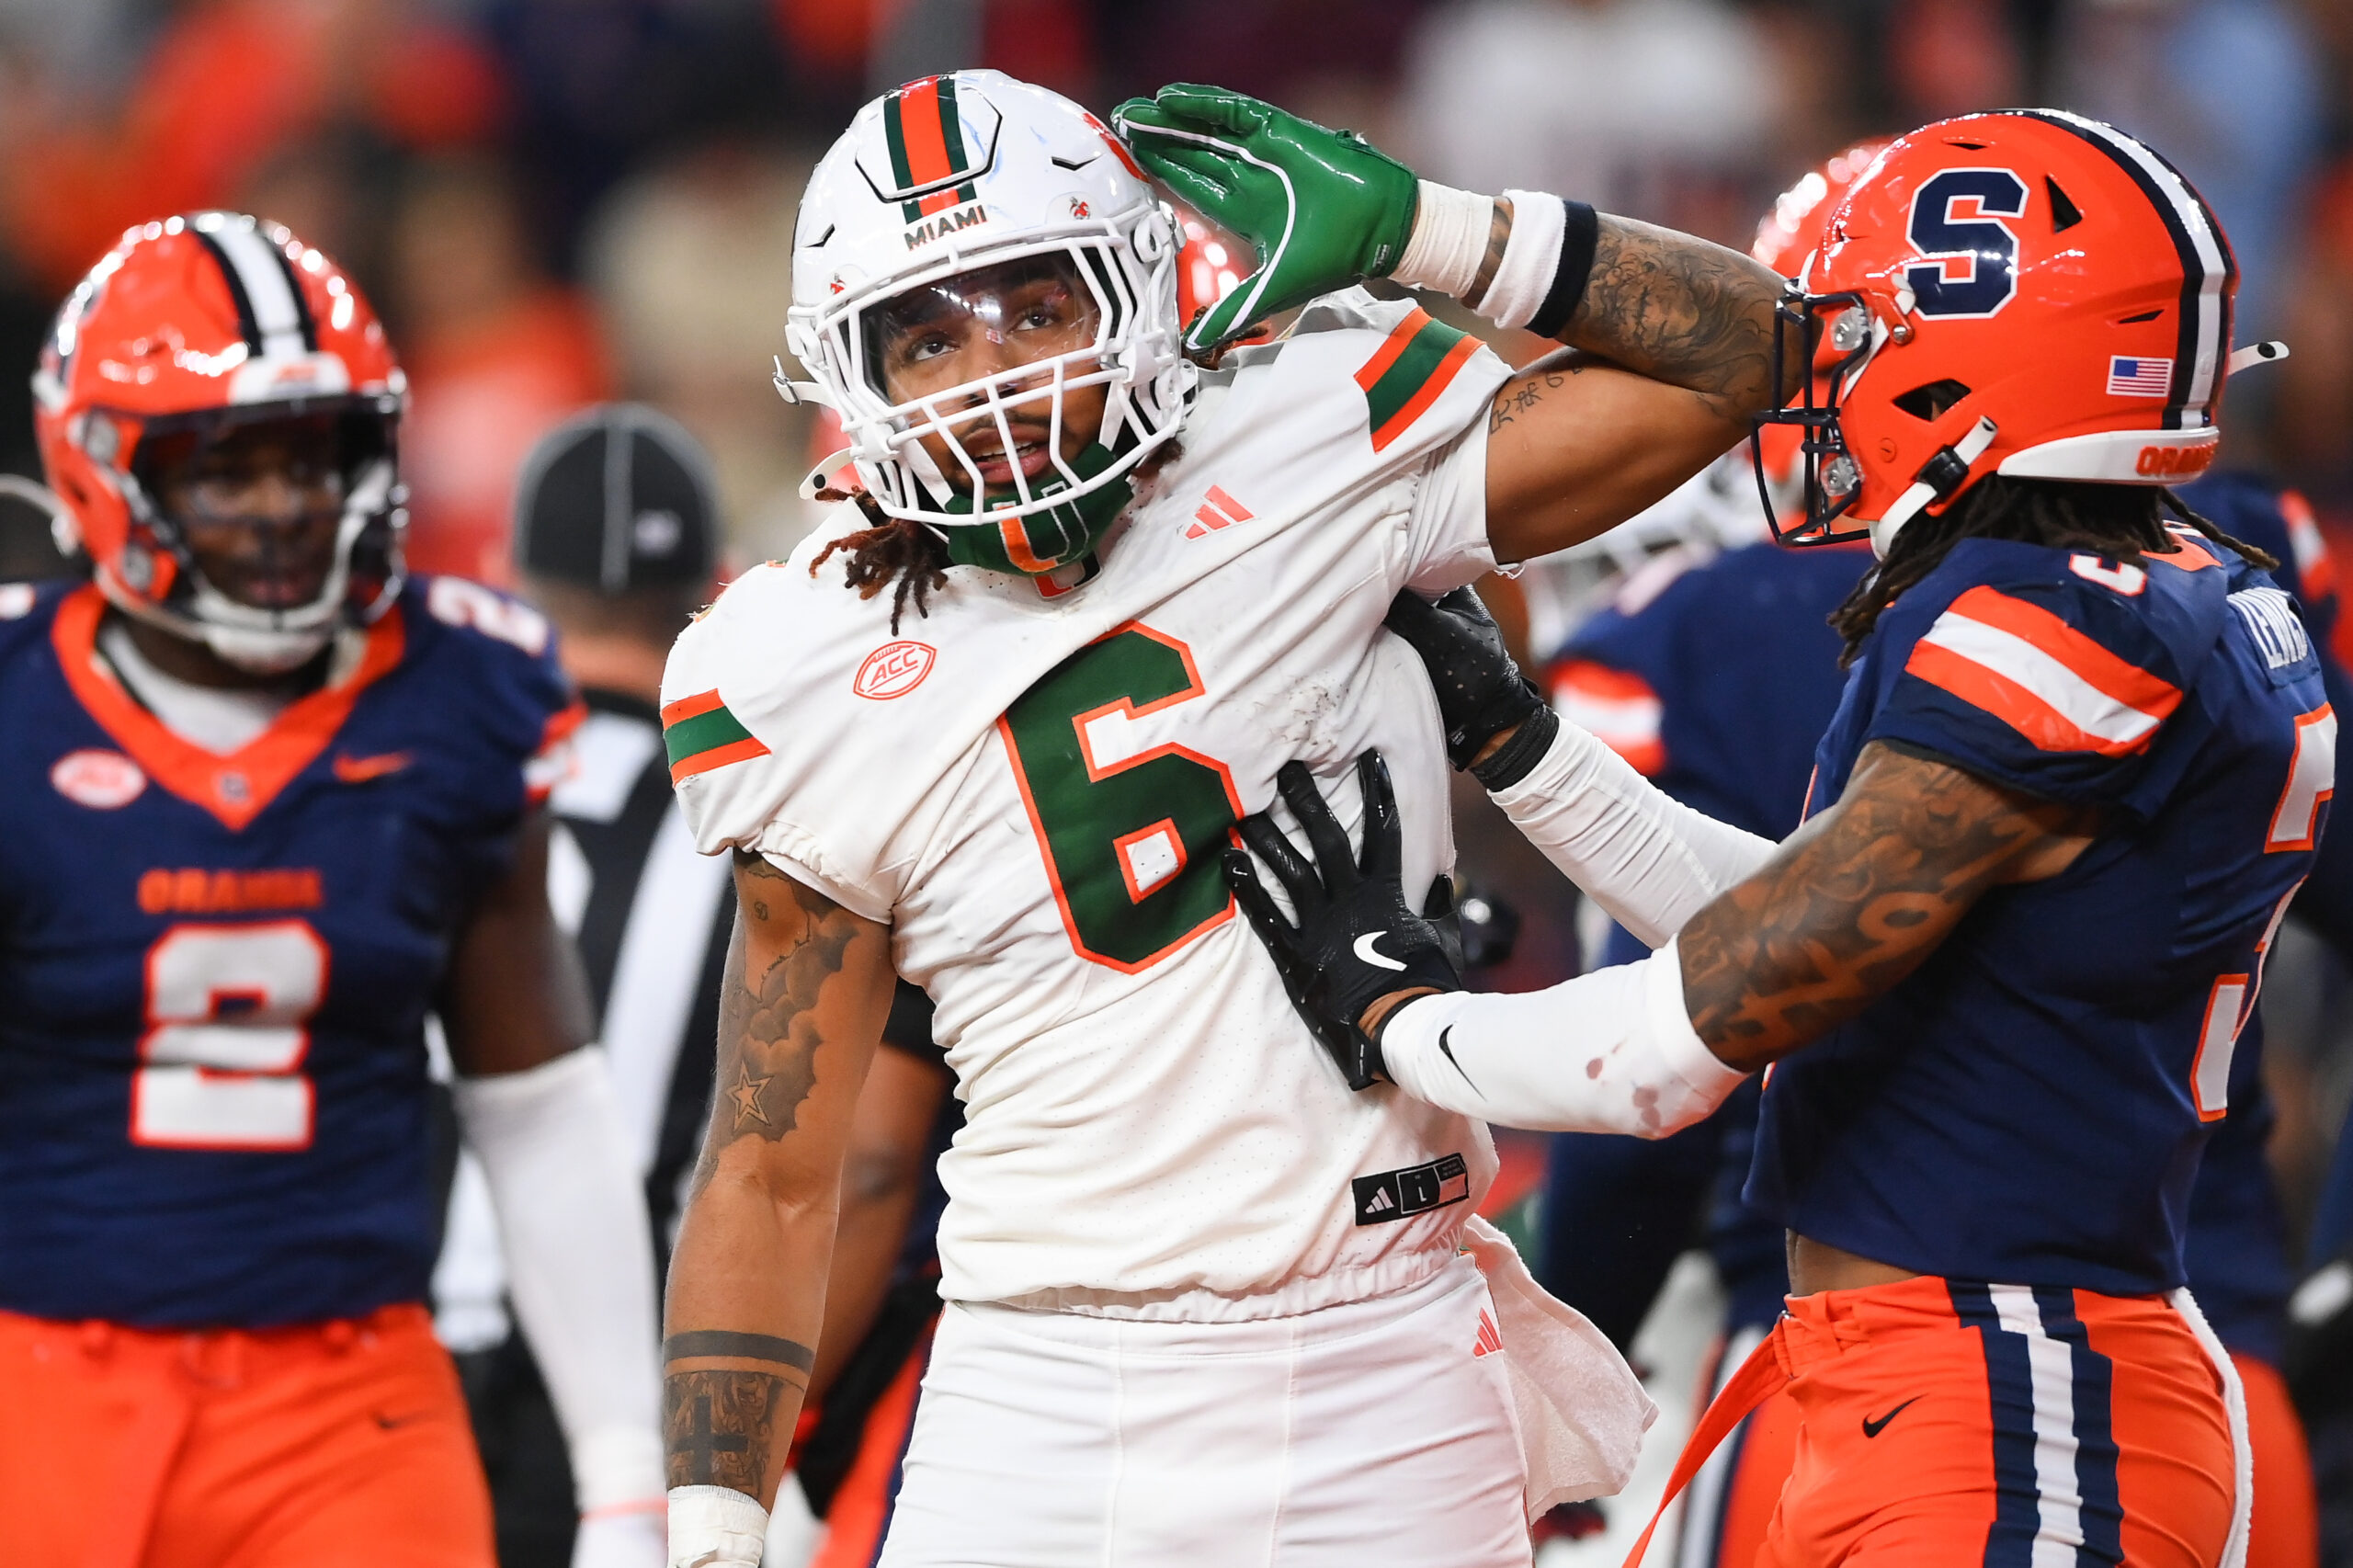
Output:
[133,921,324,1150]
[1000,624,1242,972]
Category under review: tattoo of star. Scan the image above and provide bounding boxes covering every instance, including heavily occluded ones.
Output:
[727,1062,773,1129]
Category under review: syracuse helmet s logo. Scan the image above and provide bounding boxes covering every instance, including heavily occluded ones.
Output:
[856,640,938,700]
[1904,166,2029,319]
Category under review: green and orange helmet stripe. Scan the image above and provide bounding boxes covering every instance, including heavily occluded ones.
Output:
[662,688,770,782]
[883,76,982,222]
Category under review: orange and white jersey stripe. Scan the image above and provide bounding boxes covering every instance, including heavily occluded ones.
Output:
[1903,582,2185,756]
[1549,659,1666,776]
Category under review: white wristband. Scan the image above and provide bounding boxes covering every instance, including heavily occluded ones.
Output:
[666,1485,768,1568]
[1392,180,1495,301]
[1477,190,1570,331]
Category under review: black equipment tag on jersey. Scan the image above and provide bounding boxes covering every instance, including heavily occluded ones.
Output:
[1352,1153,1470,1225]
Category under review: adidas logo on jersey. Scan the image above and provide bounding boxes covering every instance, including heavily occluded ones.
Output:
[1183,485,1254,540]
[1351,1152,1471,1226]
[1472,1308,1503,1358]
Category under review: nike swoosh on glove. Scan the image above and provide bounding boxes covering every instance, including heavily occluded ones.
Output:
[1223,751,1461,1089]
[1112,84,1420,352]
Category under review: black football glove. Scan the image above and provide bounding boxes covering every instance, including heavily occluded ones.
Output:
[1384,587,1558,789]
[1222,752,1461,1090]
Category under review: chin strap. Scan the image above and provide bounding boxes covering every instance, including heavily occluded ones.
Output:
[1870,415,1999,558]
[2227,339,2289,376]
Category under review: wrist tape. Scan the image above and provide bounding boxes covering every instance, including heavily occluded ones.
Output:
[1392,184,1602,340]
[1392,181,1495,300]
[667,1485,768,1568]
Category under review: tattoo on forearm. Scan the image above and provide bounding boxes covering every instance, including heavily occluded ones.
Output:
[1563,216,1796,414]
[664,1369,793,1492]
[1465,196,1515,308]
[1677,746,2091,1072]
[713,854,857,1148]
[664,1331,816,1372]
[662,1328,819,1492]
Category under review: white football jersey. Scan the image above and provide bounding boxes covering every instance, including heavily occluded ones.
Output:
[664,291,1515,1314]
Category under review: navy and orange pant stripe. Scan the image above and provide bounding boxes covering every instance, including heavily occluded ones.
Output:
[1692,1335,2315,1568]
[1638,1275,2236,1568]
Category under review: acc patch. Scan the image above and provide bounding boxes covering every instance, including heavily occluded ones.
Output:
[52,748,146,809]
[1352,1152,1470,1226]
[856,640,938,700]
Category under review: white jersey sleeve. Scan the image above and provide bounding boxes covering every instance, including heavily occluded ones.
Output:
[658,557,912,922]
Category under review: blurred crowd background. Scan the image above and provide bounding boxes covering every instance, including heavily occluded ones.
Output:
[1,0,2349,1284]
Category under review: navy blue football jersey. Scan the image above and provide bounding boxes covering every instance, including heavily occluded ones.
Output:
[0,577,578,1328]
[1549,541,1873,838]
[1751,530,2335,1295]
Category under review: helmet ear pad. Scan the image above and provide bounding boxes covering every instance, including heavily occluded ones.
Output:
[1760,110,2235,547]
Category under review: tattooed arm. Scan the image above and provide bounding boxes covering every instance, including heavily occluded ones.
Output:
[1336,743,2093,1142]
[661,850,896,1507]
[1677,742,2097,1072]
[1483,216,1797,564]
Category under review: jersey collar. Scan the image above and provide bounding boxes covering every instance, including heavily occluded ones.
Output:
[52,584,406,831]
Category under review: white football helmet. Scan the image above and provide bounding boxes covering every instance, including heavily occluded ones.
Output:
[785,71,1191,574]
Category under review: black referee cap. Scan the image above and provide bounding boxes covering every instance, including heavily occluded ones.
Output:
[512,403,720,593]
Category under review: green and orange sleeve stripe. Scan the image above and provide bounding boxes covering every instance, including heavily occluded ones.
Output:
[883,75,980,222]
[1355,307,1482,453]
[662,689,770,782]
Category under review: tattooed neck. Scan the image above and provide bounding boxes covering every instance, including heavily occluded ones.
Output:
[663,1330,819,1495]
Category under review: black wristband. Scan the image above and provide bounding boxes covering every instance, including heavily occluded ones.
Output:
[1472,703,1561,792]
[1528,199,1600,341]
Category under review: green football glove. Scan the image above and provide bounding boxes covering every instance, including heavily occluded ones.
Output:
[1113,84,1421,352]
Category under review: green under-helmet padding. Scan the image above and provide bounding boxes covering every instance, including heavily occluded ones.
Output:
[939,440,1136,575]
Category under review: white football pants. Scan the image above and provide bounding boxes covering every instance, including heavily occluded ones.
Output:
[876,1253,1532,1567]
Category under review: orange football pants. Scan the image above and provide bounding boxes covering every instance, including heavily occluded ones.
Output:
[1634,1276,2235,1568]
[0,1302,495,1568]
[1704,1344,2313,1568]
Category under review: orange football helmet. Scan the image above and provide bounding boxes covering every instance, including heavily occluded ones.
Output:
[1753,110,2241,555]
[31,212,406,670]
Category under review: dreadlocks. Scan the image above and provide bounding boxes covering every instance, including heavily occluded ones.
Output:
[1829,476,2278,666]
[808,489,949,636]
[809,441,1186,633]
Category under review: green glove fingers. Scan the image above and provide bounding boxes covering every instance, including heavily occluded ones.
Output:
[1143,83,1271,137]
[1112,84,1422,352]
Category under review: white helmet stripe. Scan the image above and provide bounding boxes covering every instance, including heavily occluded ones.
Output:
[2014,109,2232,432]
[204,221,314,362]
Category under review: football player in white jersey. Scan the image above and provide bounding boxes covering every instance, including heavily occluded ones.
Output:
[658,72,1799,1567]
